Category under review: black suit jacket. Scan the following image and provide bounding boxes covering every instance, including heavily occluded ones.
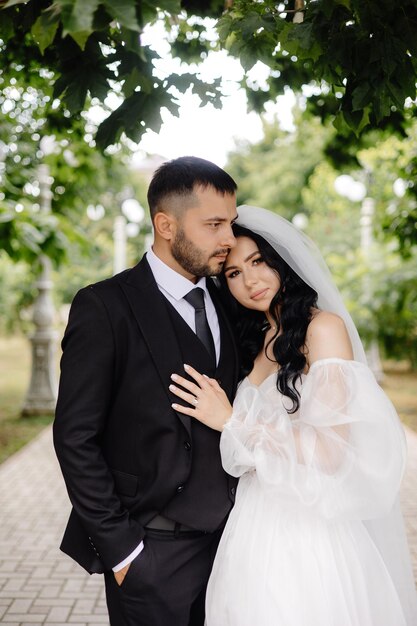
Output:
[53,256,239,574]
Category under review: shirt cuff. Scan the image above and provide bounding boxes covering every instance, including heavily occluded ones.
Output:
[112,541,144,572]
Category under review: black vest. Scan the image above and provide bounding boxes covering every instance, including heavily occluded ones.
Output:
[162,289,238,532]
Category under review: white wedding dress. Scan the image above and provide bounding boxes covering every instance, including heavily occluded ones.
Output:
[206,358,417,625]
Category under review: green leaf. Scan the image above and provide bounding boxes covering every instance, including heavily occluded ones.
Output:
[1,0,28,7]
[342,108,370,135]
[333,111,349,135]
[372,85,392,122]
[95,113,124,148]
[65,0,99,33]
[287,22,322,60]
[152,0,181,12]
[54,0,77,39]
[95,87,178,148]
[239,12,264,38]
[387,80,406,108]
[122,66,153,97]
[119,27,142,54]
[239,46,258,71]
[69,30,91,50]
[0,11,14,39]
[395,58,417,100]
[102,0,141,32]
[217,15,233,41]
[31,10,60,54]
[351,82,372,111]
[54,69,108,113]
[356,107,370,133]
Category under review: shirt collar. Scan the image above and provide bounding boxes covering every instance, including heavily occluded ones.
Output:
[146,247,208,301]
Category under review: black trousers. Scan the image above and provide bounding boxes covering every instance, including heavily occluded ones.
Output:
[104,528,222,626]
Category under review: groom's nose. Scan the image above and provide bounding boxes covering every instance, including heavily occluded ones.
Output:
[220,227,236,249]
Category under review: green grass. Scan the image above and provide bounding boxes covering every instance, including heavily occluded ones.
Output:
[0,336,55,464]
[0,337,416,466]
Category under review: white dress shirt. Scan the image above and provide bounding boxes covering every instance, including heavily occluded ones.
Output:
[113,249,221,571]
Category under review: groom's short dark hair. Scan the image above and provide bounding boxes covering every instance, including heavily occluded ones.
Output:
[147,156,237,220]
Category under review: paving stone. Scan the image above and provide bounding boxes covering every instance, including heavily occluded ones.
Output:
[7,599,34,614]
[71,600,95,615]
[2,615,47,623]
[45,606,71,622]
[67,616,108,623]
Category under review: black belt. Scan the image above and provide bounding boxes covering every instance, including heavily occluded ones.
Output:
[145,514,205,536]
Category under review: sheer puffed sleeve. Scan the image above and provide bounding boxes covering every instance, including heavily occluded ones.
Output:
[220,358,407,520]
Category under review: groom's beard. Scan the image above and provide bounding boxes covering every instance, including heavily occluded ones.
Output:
[171,227,228,277]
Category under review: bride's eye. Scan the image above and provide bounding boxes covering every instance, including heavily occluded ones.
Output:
[252,256,264,265]
[227,270,240,279]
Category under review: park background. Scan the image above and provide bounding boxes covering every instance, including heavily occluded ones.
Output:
[0,1,417,623]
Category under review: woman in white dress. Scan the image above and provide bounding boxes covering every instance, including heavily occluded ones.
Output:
[169,206,417,625]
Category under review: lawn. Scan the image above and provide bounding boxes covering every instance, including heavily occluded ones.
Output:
[0,336,417,465]
[0,335,56,464]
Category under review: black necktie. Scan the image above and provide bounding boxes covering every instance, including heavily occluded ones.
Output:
[184,287,216,365]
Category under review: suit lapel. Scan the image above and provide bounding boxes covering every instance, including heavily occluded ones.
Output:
[119,257,191,436]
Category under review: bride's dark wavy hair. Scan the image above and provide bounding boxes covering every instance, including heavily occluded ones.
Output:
[220,224,318,413]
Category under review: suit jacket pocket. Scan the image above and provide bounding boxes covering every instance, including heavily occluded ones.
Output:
[111,468,138,497]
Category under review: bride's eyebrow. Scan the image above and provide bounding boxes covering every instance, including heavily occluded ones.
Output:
[224,250,260,272]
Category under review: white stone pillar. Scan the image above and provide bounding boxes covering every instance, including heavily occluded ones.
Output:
[22,164,58,415]
[360,196,384,382]
[113,215,127,275]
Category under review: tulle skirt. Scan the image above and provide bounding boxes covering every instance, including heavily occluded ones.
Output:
[206,473,408,626]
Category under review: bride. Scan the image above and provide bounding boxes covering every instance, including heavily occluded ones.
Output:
[169,205,417,625]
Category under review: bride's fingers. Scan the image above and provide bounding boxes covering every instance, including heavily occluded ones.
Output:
[203,375,223,393]
[171,402,199,417]
[183,364,209,388]
[208,378,222,390]
[169,384,199,406]
[170,373,201,396]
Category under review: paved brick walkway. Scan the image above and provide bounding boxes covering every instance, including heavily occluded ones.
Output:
[1,425,417,625]
[0,428,106,626]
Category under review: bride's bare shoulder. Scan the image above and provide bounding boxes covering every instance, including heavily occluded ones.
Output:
[305,310,353,364]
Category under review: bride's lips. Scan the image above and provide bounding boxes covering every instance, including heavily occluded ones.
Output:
[250,288,268,300]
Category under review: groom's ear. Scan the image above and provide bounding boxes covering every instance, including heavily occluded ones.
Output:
[153,211,177,241]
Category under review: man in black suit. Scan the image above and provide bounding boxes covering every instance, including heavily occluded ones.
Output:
[53,156,239,626]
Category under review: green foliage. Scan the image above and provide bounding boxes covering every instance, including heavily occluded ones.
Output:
[219,0,417,137]
[357,131,417,256]
[0,254,35,333]
[0,0,224,148]
[0,209,68,266]
[0,72,147,266]
[373,257,417,367]
[227,110,331,218]
[301,161,361,254]
[2,0,417,149]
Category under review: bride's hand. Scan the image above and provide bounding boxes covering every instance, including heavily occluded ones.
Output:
[169,364,233,432]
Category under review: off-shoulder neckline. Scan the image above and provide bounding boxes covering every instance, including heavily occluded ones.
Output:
[245,358,364,389]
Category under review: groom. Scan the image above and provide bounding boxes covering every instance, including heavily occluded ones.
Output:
[53,156,240,626]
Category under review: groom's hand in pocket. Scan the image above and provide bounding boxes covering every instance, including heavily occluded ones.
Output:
[114,563,130,586]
